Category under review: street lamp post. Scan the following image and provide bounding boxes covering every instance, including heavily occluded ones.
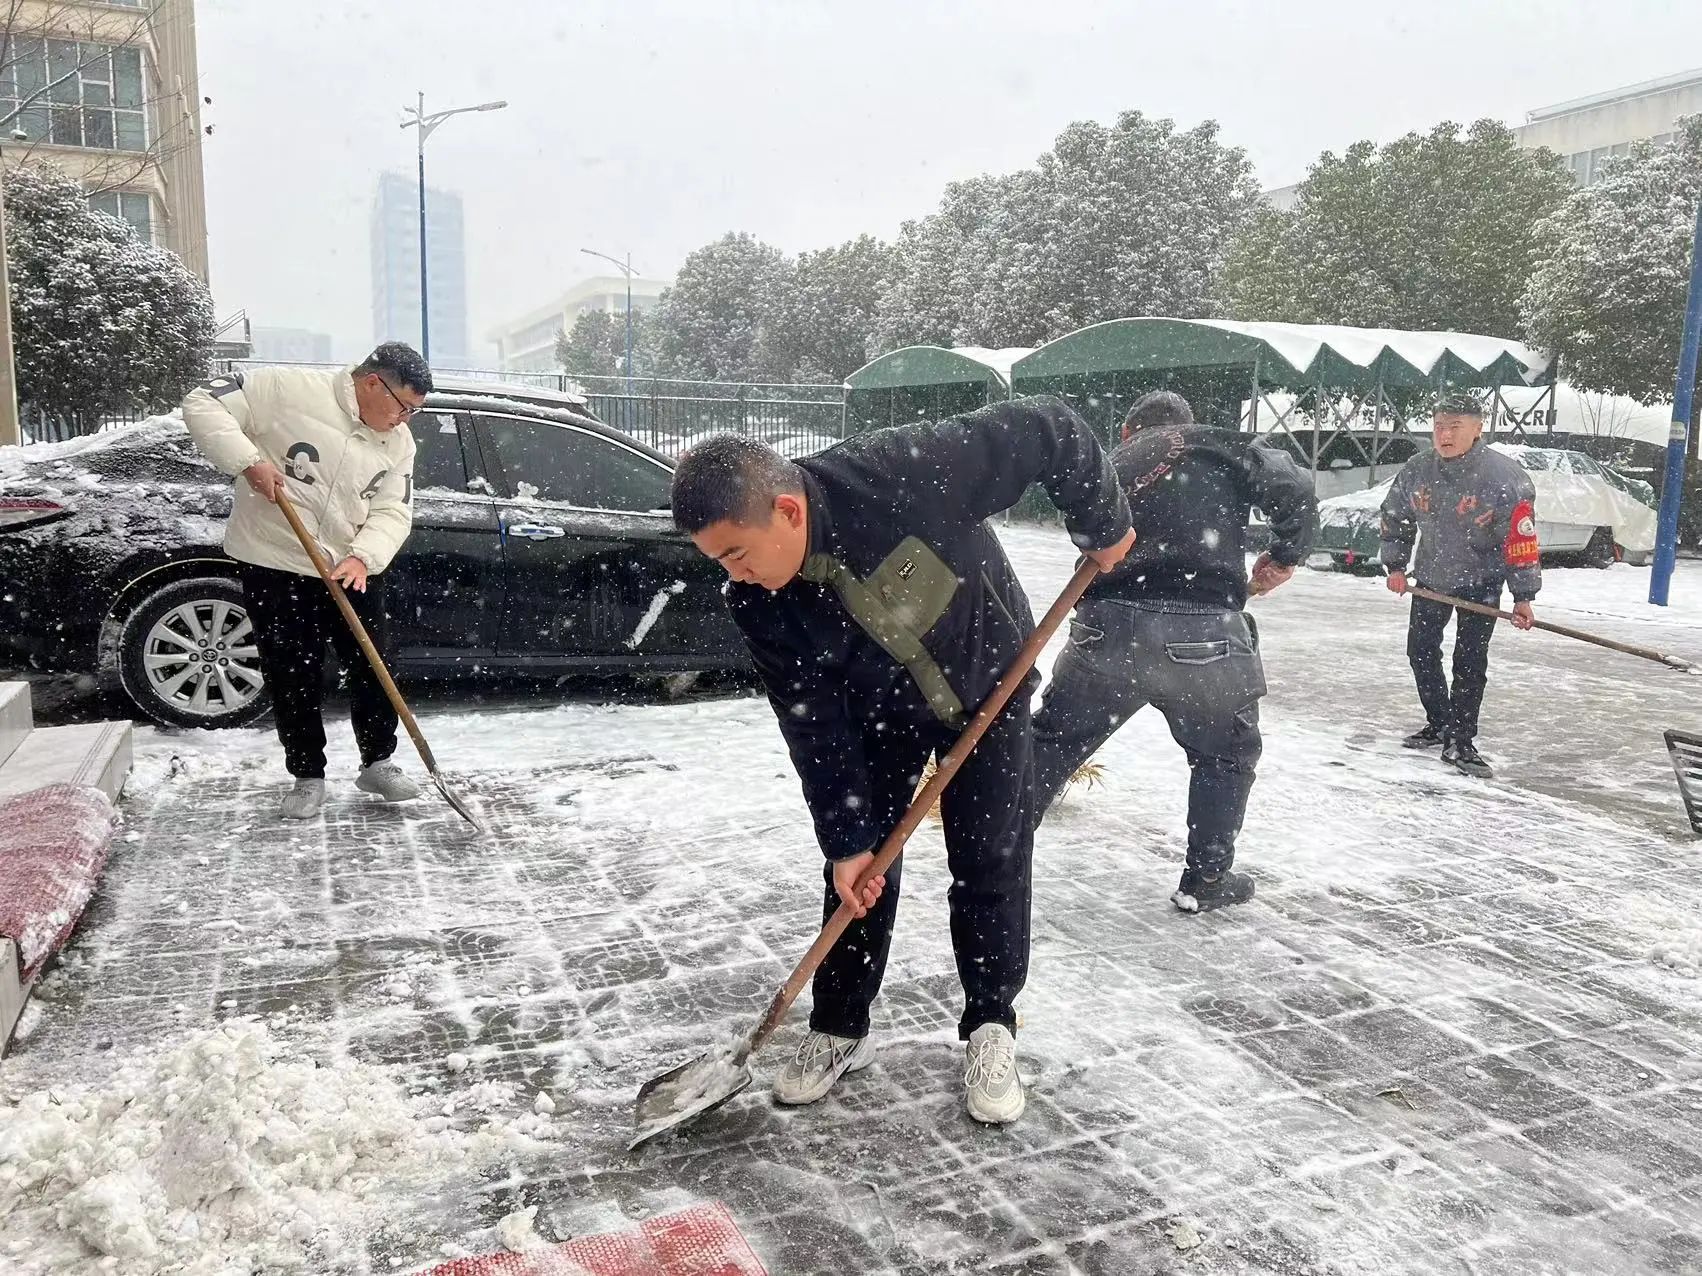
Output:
[401,94,507,364]
[581,247,636,398]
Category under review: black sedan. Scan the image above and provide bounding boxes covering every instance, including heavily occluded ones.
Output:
[0,382,749,729]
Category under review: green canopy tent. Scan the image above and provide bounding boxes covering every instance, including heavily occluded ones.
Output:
[1010,318,1553,461]
[842,345,1030,434]
[1007,317,1554,516]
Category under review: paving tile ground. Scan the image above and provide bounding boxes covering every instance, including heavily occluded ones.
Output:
[8,531,1702,1273]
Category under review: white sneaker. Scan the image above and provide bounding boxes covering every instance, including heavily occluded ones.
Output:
[356,759,421,802]
[772,1031,875,1105]
[280,779,326,820]
[964,1024,1024,1124]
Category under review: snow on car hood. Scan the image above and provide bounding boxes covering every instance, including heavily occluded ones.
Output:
[0,414,233,575]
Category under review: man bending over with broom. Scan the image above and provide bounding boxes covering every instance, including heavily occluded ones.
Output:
[670,398,1133,1124]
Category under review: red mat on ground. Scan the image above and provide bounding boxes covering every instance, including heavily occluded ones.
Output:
[419,1202,767,1276]
[0,784,115,980]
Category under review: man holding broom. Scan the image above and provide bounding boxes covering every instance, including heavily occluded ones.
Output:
[1380,391,1540,779]
[669,397,1133,1124]
[182,343,432,819]
[1029,390,1318,914]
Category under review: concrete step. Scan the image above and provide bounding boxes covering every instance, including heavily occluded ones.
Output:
[0,719,132,803]
[0,681,28,771]
[0,939,22,1060]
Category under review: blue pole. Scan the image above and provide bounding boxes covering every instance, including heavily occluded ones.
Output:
[1649,194,1702,605]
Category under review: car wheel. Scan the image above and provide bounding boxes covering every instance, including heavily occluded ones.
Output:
[1582,527,1616,570]
[117,576,272,729]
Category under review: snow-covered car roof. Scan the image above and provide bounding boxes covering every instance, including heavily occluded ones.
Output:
[429,375,589,408]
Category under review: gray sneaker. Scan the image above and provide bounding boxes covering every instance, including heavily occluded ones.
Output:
[772,1031,875,1105]
[356,759,421,802]
[964,1023,1024,1124]
[280,779,326,820]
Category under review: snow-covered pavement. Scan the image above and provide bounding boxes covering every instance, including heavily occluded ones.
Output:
[5,528,1702,1274]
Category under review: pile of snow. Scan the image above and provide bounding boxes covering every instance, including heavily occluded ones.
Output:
[0,1021,503,1274]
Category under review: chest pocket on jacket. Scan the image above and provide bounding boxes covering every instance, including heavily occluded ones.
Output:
[810,536,965,726]
[866,537,960,639]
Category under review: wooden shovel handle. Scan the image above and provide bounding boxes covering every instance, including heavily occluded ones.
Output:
[744,557,1104,1057]
[273,491,440,769]
[1408,585,1696,673]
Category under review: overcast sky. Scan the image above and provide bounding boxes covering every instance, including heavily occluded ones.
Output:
[196,0,1702,364]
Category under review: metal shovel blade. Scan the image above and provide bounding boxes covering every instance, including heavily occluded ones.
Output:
[432,773,483,833]
[629,1047,754,1151]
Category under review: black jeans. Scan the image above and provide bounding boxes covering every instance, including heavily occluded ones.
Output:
[1032,598,1265,877]
[237,563,398,780]
[809,697,1035,1043]
[1407,585,1500,745]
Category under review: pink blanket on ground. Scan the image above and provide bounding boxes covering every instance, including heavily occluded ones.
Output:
[418,1201,768,1276]
[0,783,115,980]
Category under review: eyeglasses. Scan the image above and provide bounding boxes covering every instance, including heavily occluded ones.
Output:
[376,376,423,418]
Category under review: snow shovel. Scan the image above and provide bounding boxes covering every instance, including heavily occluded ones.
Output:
[274,491,483,832]
[1408,586,1700,673]
[630,556,1108,1150]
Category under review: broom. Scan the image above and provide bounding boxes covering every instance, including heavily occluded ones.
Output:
[915,756,1106,820]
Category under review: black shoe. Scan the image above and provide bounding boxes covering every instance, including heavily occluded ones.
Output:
[1172,867,1256,914]
[1445,739,1493,779]
[1402,724,1445,750]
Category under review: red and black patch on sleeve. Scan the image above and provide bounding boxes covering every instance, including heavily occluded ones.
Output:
[1505,499,1540,567]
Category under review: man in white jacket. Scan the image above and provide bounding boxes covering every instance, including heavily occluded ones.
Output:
[182,343,431,819]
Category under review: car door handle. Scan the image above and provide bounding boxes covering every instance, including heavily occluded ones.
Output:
[508,522,565,540]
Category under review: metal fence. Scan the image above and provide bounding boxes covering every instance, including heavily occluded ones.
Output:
[207,361,850,458]
[568,374,847,456]
[19,402,154,444]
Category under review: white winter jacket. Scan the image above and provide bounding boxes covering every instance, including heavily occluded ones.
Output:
[181,365,416,577]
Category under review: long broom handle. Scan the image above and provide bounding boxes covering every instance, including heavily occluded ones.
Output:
[742,558,1104,1058]
[273,491,443,769]
[1408,585,1697,673]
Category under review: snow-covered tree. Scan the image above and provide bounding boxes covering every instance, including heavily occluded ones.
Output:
[555,308,652,378]
[873,112,1260,353]
[1522,116,1702,448]
[5,164,214,431]
[760,234,893,382]
[1225,120,1574,336]
[649,232,791,382]
[870,173,1028,354]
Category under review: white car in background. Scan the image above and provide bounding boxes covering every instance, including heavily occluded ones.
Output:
[1308,443,1658,572]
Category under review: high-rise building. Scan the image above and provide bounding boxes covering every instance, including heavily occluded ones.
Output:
[489,274,672,374]
[251,326,333,365]
[370,171,467,368]
[0,0,209,278]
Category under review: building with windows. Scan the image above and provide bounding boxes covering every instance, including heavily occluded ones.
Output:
[1515,68,1702,187]
[370,171,468,369]
[1263,67,1702,207]
[251,326,333,365]
[489,274,671,374]
[0,0,208,278]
